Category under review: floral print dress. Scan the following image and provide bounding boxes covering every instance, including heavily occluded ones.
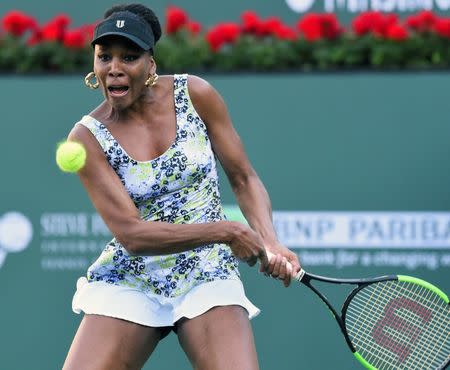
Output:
[77,74,240,299]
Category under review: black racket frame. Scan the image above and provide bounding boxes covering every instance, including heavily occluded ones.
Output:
[299,273,398,353]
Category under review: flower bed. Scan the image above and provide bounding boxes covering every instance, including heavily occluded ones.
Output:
[1,7,450,73]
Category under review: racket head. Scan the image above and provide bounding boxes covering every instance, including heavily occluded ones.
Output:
[342,276,449,370]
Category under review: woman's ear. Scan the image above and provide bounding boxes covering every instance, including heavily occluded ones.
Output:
[149,55,157,74]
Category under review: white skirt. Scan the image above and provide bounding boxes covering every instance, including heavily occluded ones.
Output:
[72,277,260,327]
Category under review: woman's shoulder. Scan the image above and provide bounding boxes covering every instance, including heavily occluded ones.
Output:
[184,74,216,102]
[68,103,109,143]
[157,74,213,104]
[87,102,109,124]
[161,73,211,92]
[186,74,210,90]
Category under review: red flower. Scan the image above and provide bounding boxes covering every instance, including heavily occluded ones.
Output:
[297,13,342,41]
[352,11,398,37]
[405,11,437,33]
[274,24,297,40]
[41,14,71,42]
[28,21,94,47]
[434,17,450,38]
[165,6,188,34]
[221,23,240,43]
[206,22,240,52]
[186,21,201,35]
[27,29,42,46]
[240,11,297,40]
[386,23,409,41]
[321,14,343,39]
[297,14,321,41]
[2,10,37,37]
[260,16,283,36]
[241,10,262,34]
[241,12,289,38]
[206,29,223,51]
[352,12,376,35]
[41,24,62,41]
[63,29,86,49]
[79,24,96,41]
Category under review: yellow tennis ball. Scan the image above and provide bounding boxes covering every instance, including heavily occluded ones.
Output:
[56,141,87,173]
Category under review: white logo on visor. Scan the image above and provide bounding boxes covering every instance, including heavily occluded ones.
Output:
[116,20,125,28]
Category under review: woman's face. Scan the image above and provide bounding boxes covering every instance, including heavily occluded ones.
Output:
[93,37,155,111]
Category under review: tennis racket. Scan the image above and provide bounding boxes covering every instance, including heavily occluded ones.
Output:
[265,251,450,370]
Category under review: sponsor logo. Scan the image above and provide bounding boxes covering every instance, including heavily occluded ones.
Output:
[40,212,111,271]
[116,20,125,28]
[285,0,450,14]
[272,211,450,248]
[0,212,33,268]
[286,0,316,12]
[224,208,450,270]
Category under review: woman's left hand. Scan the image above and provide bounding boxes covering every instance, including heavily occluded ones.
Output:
[260,243,301,287]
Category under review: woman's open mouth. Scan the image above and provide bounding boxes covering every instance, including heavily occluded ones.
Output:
[108,85,129,97]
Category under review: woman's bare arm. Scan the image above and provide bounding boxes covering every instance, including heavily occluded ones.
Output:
[187,75,300,285]
[68,123,267,267]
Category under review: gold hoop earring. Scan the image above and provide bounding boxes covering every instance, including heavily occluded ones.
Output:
[85,72,99,89]
[145,73,159,87]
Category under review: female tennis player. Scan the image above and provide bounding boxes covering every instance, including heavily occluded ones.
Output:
[62,3,301,370]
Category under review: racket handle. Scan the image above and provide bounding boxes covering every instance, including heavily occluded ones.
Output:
[265,251,305,282]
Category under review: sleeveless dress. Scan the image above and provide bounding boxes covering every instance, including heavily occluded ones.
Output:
[71,74,259,326]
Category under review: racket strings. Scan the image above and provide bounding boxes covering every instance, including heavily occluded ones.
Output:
[348,282,411,368]
[348,297,448,368]
[350,283,449,350]
[347,296,444,369]
[359,283,449,359]
[411,284,449,369]
[348,289,448,347]
[344,281,449,370]
[352,282,450,368]
[350,283,449,370]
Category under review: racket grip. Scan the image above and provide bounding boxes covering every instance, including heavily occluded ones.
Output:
[265,251,305,282]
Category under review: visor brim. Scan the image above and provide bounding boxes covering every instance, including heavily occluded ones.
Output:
[91,32,151,51]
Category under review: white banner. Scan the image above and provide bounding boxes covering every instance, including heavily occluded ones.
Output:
[273,212,450,249]
[285,0,449,14]
[2,210,450,271]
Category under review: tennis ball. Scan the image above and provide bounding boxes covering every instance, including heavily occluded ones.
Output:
[56,141,87,173]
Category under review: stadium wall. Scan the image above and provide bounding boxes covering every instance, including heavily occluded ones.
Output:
[1,73,449,369]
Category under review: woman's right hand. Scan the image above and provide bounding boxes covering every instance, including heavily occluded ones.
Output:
[227,221,269,269]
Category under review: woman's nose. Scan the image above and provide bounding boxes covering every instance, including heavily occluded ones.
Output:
[108,57,124,77]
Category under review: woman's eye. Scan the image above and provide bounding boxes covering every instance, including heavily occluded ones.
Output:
[124,55,139,62]
[98,54,110,62]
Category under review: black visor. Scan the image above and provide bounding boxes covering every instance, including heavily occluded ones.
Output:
[91,11,155,51]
